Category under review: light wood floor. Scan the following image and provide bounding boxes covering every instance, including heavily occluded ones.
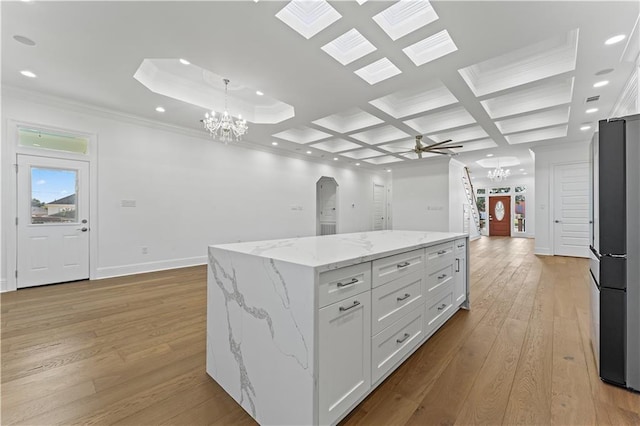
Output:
[2,237,639,425]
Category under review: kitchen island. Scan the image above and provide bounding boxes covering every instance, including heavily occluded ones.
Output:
[206,230,469,425]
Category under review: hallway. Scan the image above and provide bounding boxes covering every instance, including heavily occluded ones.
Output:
[1,237,638,425]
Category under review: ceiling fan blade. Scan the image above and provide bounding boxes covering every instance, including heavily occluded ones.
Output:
[426,145,464,150]
[427,150,451,155]
[423,139,453,150]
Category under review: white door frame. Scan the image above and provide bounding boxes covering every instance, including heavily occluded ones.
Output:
[550,160,589,257]
[316,176,339,236]
[4,119,98,292]
[372,182,387,230]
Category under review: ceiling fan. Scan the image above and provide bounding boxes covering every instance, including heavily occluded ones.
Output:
[413,135,463,158]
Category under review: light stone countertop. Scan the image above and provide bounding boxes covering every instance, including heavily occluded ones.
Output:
[210,230,467,271]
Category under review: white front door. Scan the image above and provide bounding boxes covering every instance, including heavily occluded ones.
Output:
[553,162,590,257]
[373,183,386,231]
[17,155,90,288]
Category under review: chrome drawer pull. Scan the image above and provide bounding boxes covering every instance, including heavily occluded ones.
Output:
[396,261,410,268]
[337,278,358,288]
[437,250,447,255]
[397,293,411,301]
[396,333,410,344]
[339,301,360,312]
[437,303,447,311]
[438,274,447,279]
[456,259,460,272]
[457,244,465,248]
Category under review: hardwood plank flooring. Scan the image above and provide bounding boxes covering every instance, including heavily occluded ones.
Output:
[2,237,638,425]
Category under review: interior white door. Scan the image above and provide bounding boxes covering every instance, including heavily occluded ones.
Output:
[373,183,385,231]
[318,178,337,235]
[553,162,590,257]
[17,155,90,288]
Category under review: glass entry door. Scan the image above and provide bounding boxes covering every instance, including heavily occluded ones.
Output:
[16,155,90,288]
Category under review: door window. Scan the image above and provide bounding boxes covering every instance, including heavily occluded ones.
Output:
[31,167,78,224]
[495,201,505,221]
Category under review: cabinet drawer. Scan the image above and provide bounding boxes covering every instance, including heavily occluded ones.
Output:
[425,241,454,271]
[319,263,371,308]
[424,289,455,337]
[454,238,466,253]
[425,262,455,300]
[372,249,425,288]
[372,305,424,383]
[371,270,425,335]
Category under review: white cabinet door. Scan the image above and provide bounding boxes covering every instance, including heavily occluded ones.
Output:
[454,240,467,305]
[319,294,371,425]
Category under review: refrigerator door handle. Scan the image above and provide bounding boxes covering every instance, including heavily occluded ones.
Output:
[603,254,628,259]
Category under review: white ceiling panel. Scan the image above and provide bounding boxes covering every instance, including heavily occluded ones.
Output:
[312,107,383,133]
[429,125,489,143]
[450,139,498,153]
[495,106,571,134]
[459,29,578,96]
[369,82,458,119]
[350,125,411,145]
[341,148,384,159]
[275,0,341,39]
[354,57,402,85]
[272,126,331,144]
[404,105,476,134]
[372,0,439,41]
[378,139,415,153]
[504,125,568,145]
[401,151,440,160]
[308,138,362,152]
[481,78,575,119]
[363,155,405,165]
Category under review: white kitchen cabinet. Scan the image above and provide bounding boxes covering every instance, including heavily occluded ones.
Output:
[206,230,469,426]
[454,238,467,305]
[319,294,371,425]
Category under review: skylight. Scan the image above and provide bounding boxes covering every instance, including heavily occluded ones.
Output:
[373,0,439,41]
[275,0,342,39]
[402,30,458,66]
[354,57,402,85]
[321,29,377,65]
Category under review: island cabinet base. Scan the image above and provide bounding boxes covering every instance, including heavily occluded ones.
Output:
[207,231,469,426]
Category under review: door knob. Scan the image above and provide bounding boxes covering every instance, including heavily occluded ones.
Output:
[78,227,88,232]
[554,220,561,223]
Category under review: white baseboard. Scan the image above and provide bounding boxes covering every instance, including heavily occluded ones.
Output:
[0,278,8,293]
[470,235,481,241]
[534,247,553,256]
[94,256,207,280]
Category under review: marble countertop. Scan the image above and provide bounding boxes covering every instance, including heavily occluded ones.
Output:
[210,230,467,271]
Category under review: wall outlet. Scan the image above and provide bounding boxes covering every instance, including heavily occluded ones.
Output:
[141,246,148,255]
[121,200,136,207]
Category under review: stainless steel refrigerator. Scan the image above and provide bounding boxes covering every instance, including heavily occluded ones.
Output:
[589,114,639,392]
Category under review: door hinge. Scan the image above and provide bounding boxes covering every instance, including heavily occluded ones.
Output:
[15,217,18,226]
[14,164,18,173]
[15,270,18,278]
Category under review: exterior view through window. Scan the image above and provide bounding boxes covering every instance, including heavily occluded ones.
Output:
[31,167,78,224]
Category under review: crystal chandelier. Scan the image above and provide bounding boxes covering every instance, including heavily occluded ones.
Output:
[201,78,248,143]
[487,160,510,182]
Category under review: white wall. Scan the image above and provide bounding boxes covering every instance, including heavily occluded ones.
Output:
[1,92,388,290]
[533,142,589,255]
[391,159,450,232]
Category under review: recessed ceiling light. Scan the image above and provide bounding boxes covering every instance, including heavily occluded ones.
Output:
[13,35,36,46]
[256,90,264,96]
[519,168,525,171]
[586,108,599,114]
[355,162,361,166]
[155,106,165,113]
[523,172,528,175]
[580,125,592,131]
[272,141,278,146]
[306,150,312,154]
[486,154,494,157]
[20,70,36,78]
[386,169,392,172]
[179,58,190,65]
[605,35,626,45]
[593,80,609,88]
[333,157,338,161]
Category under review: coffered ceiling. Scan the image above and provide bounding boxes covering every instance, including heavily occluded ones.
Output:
[2,1,639,181]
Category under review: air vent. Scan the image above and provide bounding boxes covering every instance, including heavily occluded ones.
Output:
[586,95,600,103]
